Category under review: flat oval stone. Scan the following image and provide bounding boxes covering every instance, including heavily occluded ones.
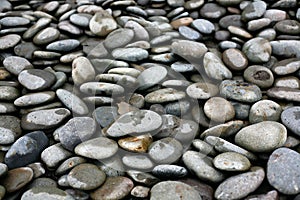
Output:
[95,74,137,86]
[235,121,287,152]
[137,66,167,90]
[112,48,149,62]
[67,163,106,190]
[0,34,21,50]
[18,69,56,91]
[55,117,96,151]
[56,89,88,115]
[105,110,162,137]
[171,40,207,61]
[90,177,134,200]
[219,80,262,103]
[3,56,33,75]
[0,127,15,145]
[46,39,80,52]
[0,16,30,26]
[21,108,71,130]
[200,120,246,138]
[215,167,265,200]
[70,13,91,28]
[104,28,135,50]
[56,157,87,176]
[89,10,117,37]
[14,91,55,107]
[108,68,141,78]
[272,58,300,75]
[80,82,124,96]
[204,52,232,80]
[148,137,183,164]
[183,151,225,183]
[33,27,60,45]
[267,147,300,195]
[281,106,300,136]
[72,56,95,86]
[0,86,20,101]
[122,154,154,170]
[267,87,300,102]
[93,106,118,128]
[118,134,152,153]
[178,26,202,40]
[204,97,235,122]
[222,48,248,71]
[74,137,118,160]
[21,187,74,200]
[191,19,215,34]
[145,88,186,103]
[213,152,251,171]
[244,65,274,88]
[1,167,33,193]
[0,115,21,137]
[200,3,226,19]
[249,100,282,123]
[5,131,48,169]
[242,37,272,63]
[152,165,188,179]
[241,1,267,21]
[275,20,300,35]
[41,143,72,168]
[131,186,150,198]
[275,76,300,89]
[150,181,202,200]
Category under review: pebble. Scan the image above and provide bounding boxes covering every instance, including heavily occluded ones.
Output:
[72,56,95,86]
[183,151,224,183]
[0,86,20,101]
[267,148,300,195]
[222,48,248,71]
[152,165,187,179]
[200,3,226,19]
[145,88,186,103]
[14,91,55,107]
[41,143,72,168]
[191,19,214,34]
[1,167,33,193]
[5,131,48,169]
[215,167,265,200]
[0,163,8,177]
[204,97,235,122]
[243,65,274,88]
[148,137,183,164]
[105,110,162,137]
[171,40,207,61]
[118,134,152,153]
[93,106,118,128]
[3,56,33,75]
[70,13,91,28]
[122,154,154,170]
[137,66,167,90]
[249,100,282,123]
[21,108,70,130]
[219,80,262,103]
[103,28,135,50]
[46,39,80,52]
[150,181,201,200]
[186,82,218,100]
[275,20,300,35]
[33,27,60,45]
[178,26,201,40]
[80,81,125,96]
[275,77,300,89]
[270,40,300,58]
[281,106,300,136]
[0,34,21,50]
[56,89,88,115]
[131,186,150,198]
[21,187,74,200]
[56,157,86,176]
[74,137,118,160]
[267,87,300,102]
[90,177,134,200]
[55,117,96,151]
[203,52,232,80]
[18,69,56,91]
[112,47,149,62]
[272,58,300,75]
[67,163,106,190]
[235,121,287,152]
[213,152,251,172]
[242,1,267,21]
[200,120,246,138]
[242,37,272,63]
[245,190,279,200]
[89,9,117,36]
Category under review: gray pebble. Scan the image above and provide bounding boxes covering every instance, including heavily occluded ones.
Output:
[249,100,282,123]
[14,91,55,107]
[204,97,235,122]
[3,56,33,75]
[200,120,246,138]
[171,40,207,61]
[152,165,187,179]
[56,157,87,176]
[0,34,21,50]
[191,19,215,34]
[0,17,30,27]
[122,154,154,170]
[267,87,300,102]
[242,37,272,63]
[203,52,232,80]
[270,40,300,58]
[213,152,251,172]
[104,28,134,49]
[46,39,80,52]
[21,187,74,200]
[70,13,92,28]
[178,26,202,40]
[89,10,117,36]
[112,48,149,62]
[0,86,19,101]
[80,82,124,96]
[93,106,118,128]
[272,58,300,75]
[33,27,60,45]
[241,1,267,21]
[200,3,226,19]
[222,48,248,71]
[41,143,72,168]
[72,56,95,86]
[243,65,274,88]
[137,66,167,90]
[275,76,300,89]
[281,106,300,136]
[145,88,186,103]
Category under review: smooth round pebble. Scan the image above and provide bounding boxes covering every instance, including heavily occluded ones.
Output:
[281,106,300,136]
[213,152,251,171]
[243,65,274,88]
[249,100,282,123]
[204,97,235,122]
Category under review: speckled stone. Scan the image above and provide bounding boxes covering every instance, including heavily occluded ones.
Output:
[41,143,72,168]
[243,65,274,88]
[281,106,300,136]
[21,187,74,200]
[152,165,188,179]
[89,10,117,37]
[272,58,300,75]
[112,48,149,62]
[242,37,272,63]
[222,48,248,71]
[213,152,251,171]
[3,56,33,75]
[145,88,186,103]
[137,66,167,90]
[204,97,235,122]
[171,40,207,61]
[200,120,246,138]
[72,56,95,86]
[0,34,21,50]
[203,52,232,80]
[249,100,282,123]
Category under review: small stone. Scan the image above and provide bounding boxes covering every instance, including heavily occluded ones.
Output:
[228,26,252,39]
[0,86,19,101]
[245,190,279,200]
[204,97,235,122]
[90,176,134,200]
[219,80,262,103]
[275,20,300,35]
[241,1,267,21]
[267,147,300,195]
[267,87,300,102]
[56,157,87,176]
[89,10,117,36]
[5,131,48,169]
[74,137,118,160]
[247,18,271,31]
[171,17,193,29]
[272,58,300,75]
[27,162,45,178]
[0,34,21,50]
[21,108,71,130]
[112,48,149,62]
[270,40,300,58]
[80,82,124,96]
[46,39,80,52]
[105,110,162,137]
[203,52,232,80]
[33,27,60,45]
[215,167,265,200]
[275,77,300,89]
[191,19,215,34]
[93,106,118,128]
[103,28,135,50]
[235,121,287,152]
[67,163,106,190]
[243,65,274,88]
[178,26,202,40]
[171,40,207,61]
[30,177,57,188]
[200,120,246,138]
[183,151,225,183]
[249,100,282,123]
[122,154,154,170]
[200,3,226,19]
[3,56,33,75]
[152,165,188,179]
[125,20,149,41]
[70,13,91,28]
[21,187,74,200]
[145,88,186,103]
[213,152,251,171]
[118,134,152,153]
[131,186,150,198]
[148,137,183,164]
[219,15,243,29]
[150,181,202,200]
[18,69,56,91]
[0,115,21,137]
[281,106,300,136]
[127,170,159,186]
[1,167,33,193]
[192,139,217,157]
[14,91,55,107]
[72,56,95,86]
[0,163,8,177]
[222,48,248,71]
[137,66,167,90]
[41,143,72,168]
[242,37,272,63]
